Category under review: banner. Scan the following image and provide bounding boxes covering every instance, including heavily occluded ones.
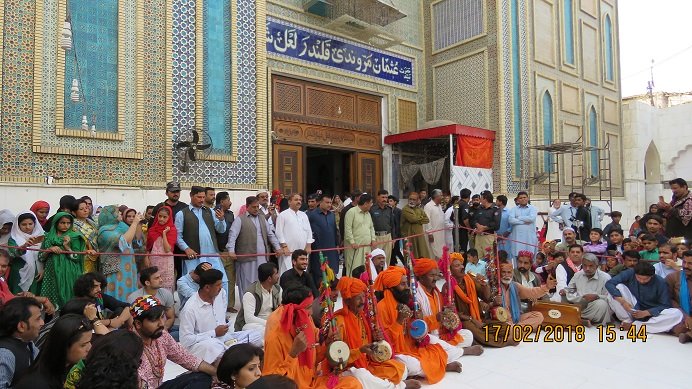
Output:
[455,136,493,168]
[266,18,414,87]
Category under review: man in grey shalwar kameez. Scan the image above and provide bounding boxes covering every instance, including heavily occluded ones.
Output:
[566,253,613,326]
[226,196,281,300]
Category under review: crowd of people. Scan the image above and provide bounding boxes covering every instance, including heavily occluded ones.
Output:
[0,177,690,388]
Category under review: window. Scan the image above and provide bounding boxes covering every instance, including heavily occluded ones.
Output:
[563,0,575,65]
[588,106,599,178]
[542,92,554,172]
[433,0,484,51]
[511,0,522,177]
[604,15,614,81]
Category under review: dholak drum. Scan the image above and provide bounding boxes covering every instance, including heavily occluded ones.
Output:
[410,319,429,340]
[530,301,581,326]
[490,306,509,322]
[327,341,351,369]
[440,309,461,331]
[370,340,393,362]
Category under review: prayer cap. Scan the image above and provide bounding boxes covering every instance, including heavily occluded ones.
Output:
[370,248,386,258]
[130,295,162,320]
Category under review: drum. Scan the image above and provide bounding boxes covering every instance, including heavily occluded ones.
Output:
[440,309,461,331]
[327,340,351,368]
[410,319,429,340]
[490,306,509,322]
[370,340,392,362]
[530,301,581,326]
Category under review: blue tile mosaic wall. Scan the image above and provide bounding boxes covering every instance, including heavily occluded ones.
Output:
[203,0,232,152]
[63,0,118,132]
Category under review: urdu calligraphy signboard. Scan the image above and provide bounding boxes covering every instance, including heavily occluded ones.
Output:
[266,18,415,87]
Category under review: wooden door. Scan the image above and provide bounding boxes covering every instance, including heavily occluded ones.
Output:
[355,152,382,194]
[273,144,303,196]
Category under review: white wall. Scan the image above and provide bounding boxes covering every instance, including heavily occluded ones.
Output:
[0,183,259,216]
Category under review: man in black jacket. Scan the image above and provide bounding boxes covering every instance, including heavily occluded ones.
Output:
[0,297,43,387]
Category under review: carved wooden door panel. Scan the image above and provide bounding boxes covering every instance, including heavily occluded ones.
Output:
[273,144,303,196]
[355,152,382,194]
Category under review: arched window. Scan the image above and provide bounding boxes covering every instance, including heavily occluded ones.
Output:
[563,0,575,65]
[588,106,599,178]
[604,15,614,81]
[542,91,554,172]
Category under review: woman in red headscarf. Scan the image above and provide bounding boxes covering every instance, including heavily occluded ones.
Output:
[30,200,51,228]
[146,206,177,291]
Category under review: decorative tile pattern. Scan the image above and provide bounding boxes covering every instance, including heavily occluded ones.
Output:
[63,0,118,132]
[203,0,232,152]
[434,52,486,128]
[0,0,168,184]
[450,166,493,194]
[171,0,258,184]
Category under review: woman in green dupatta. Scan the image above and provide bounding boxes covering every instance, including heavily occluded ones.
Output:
[97,205,142,301]
[39,212,90,308]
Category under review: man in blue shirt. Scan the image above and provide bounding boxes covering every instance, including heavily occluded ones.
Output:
[606,261,683,333]
[307,194,339,285]
[176,262,212,310]
[175,186,228,294]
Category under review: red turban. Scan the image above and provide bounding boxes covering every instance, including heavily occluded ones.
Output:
[336,277,367,299]
[413,258,439,277]
[374,266,407,291]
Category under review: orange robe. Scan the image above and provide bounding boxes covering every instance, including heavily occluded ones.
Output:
[334,307,406,384]
[263,305,362,389]
[376,290,448,384]
[419,284,465,346]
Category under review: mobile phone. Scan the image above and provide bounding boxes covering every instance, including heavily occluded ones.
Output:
[658,196,664,202]
[214,204,223,212]
[32,235,45,243]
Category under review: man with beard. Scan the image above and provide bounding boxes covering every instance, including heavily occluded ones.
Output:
[657,178,692,244]
[513,251,541,288]
[333,277,419,389]
[204,187,216,209]
[666,250,692,343]
[496,262,555,330]
[412,258,482,356]
[374,267,459,385]
[565,253,612,326]
[606,261,683,333]
[131,295,216,388]
[280,250,319,298]
[443,253,515,347]
[263,282,362,389]
[72,272,131,329]
[400,192,431,259]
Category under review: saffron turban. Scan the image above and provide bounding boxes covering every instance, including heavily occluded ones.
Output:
[374,266,407,291]
[413,258,439,277]
[450,252,465,264]
[336,276,367,299]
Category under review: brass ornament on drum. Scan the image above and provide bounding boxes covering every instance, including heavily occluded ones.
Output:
[440,308,461,331]
[370,340,393,363]
[327,340,351,370]
[490,306,509,322]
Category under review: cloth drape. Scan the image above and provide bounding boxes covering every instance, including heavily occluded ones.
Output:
[455,136,493,168]
[399,158,447,186]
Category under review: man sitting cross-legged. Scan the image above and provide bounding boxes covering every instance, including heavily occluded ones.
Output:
[333,276,421,389]
[666,250,692,343]
[565,253,613,326]
[374,266,460,385]
[496,261,556,330]
[179,268,263,363]
[606,261,684,333]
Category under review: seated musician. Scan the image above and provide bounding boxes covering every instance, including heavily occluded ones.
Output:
[565,253,613,326]
[606,261,684,333]
[497,261,556,330]
[666,250,692,343]
[443,253,516,347]
[413,258,483,356]
[263,281,362,389]
[333,277,421,389]
[513,251,542,287]
[373,266,460,385]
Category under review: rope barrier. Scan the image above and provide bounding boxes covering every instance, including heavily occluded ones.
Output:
[0,224,620,260]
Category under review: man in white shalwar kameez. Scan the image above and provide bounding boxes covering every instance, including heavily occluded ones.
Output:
[424,189,446,259]
[179,269,263,363]
[274,194,314,274]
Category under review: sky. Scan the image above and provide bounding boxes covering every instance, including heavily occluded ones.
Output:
[618,0,692,97]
